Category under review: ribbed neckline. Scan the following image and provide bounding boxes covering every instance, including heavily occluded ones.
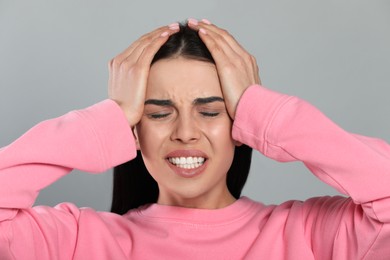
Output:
[133,196,258,225]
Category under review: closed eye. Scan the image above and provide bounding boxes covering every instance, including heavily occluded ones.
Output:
[200,112,219,117]
[148,113,171,119]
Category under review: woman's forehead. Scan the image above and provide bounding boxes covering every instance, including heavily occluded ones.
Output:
[147,58,221,98]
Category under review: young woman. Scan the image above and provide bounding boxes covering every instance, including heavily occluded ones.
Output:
[1,19,389,259]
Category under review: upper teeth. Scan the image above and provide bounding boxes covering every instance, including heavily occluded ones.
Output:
[168,157,205,169]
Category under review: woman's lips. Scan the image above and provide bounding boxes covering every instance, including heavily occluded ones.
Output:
[166,158,208,178]
[165,149,208,158]
[165,150,208,178]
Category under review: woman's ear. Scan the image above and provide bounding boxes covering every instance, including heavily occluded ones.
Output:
[132,126,141,150]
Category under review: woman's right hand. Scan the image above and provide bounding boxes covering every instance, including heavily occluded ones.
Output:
[108,23,180,127]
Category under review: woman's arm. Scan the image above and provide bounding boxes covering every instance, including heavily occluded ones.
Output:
[233,85,390,214]
[0,100,135,211]
[233,85,390,259]
[188,19,390,259]
[0,23,180,259]
[0,100,136,259]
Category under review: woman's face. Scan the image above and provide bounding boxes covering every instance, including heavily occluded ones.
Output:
[135,57,237,209]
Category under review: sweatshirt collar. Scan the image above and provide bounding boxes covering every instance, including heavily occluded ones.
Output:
[131,197,258,225]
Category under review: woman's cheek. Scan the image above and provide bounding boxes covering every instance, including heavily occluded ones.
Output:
[202,119,234,144]
[137,120,173,152]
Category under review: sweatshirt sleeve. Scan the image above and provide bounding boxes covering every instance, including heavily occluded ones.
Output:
[232,85,390,259]
[0,100,136,258]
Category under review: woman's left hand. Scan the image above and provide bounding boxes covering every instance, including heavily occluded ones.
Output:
[188,19,261,120]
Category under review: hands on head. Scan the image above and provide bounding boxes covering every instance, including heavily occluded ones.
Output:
[108,19,261,127]
[108,23,180,127]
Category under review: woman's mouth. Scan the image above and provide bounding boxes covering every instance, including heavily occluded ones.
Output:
[168,157,206,169]
[165,150,208,178]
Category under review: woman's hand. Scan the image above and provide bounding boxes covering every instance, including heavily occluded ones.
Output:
[188,19,261,120]
[108,24,180,127]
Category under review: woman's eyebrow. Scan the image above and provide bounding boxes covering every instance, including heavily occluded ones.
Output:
[144,99,173,106]
[144,96,224,107]
[193,96,224,105]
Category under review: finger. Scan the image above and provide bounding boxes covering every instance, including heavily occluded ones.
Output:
[189,20,249,59]
[111,23,179,66]
[251,56,261,84]
[113,26,166,62]
[115,27,178,88]
[187,20,240,60]
[109,25,179,87]
[194,25,242,69]
[125,23,180,59]
[192,20,260,84]
[135,29,177,68]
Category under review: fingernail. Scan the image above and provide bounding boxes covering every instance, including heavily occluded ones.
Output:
[201,19,211,25]
[160,31,169,37]
[187,18,198,25]
[168,22,179,30]
[199,28,207,35]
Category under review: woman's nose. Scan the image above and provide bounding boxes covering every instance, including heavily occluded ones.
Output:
[170,114,201,144]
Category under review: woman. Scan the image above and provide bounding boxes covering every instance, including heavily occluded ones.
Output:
[110,21,253,214]
[1,19,389,259]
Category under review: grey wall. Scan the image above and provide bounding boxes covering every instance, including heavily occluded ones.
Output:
[1,0,389,211]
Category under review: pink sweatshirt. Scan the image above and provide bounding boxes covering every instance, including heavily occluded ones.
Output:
[1,85,390,259]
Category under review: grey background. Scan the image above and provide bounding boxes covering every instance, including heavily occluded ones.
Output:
[1,1,389,211]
